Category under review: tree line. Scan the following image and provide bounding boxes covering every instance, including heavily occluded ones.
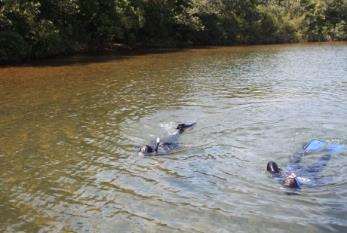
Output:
[0,0,346,64]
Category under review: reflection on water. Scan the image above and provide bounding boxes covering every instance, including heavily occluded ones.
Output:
[0,43,347,232]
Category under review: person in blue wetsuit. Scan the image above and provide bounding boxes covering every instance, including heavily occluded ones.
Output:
[267,139,346,189]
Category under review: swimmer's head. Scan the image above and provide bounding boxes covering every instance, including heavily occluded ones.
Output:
[139,145,154,154]
[283,173,300,188]
[267,161,281,174]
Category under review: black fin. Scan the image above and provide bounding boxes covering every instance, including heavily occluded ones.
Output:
[176,122,196,133]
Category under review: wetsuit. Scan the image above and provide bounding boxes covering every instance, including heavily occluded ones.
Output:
[269,139,346,188]
[139,122,196,156]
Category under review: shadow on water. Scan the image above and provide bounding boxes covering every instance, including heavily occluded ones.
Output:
[1,42,345,68]
[0,48,192,68]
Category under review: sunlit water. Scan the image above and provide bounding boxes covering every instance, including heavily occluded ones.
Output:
[0,43,347,232]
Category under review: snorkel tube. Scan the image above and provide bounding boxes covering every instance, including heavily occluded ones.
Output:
[154,137,160,153]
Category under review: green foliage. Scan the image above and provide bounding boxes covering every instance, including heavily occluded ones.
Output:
[0,31,29,63]
[76,0,122,51]
[29,20,67,59]
[115,0,144,45]
[254,4,302,44]
[0,0,346,63]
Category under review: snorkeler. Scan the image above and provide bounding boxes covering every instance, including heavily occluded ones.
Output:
[139,122,196,156]
[267,139,346,189]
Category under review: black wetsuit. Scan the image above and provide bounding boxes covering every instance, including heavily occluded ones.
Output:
[139,122,196,156]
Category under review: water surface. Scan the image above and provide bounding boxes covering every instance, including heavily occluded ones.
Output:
[1,43,347,232]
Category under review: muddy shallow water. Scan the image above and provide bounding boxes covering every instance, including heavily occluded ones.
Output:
[0,43,347,232]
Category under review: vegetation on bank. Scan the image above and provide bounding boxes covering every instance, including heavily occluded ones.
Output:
[0,0,346,64]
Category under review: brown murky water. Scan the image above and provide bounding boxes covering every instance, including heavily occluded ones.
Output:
[1,43,347,232]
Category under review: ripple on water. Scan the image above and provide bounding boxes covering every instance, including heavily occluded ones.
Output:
[0,43,347,232]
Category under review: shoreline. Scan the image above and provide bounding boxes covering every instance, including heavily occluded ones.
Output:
[1,41,346,68]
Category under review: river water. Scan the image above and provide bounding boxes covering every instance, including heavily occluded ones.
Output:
[0,43,347,232]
